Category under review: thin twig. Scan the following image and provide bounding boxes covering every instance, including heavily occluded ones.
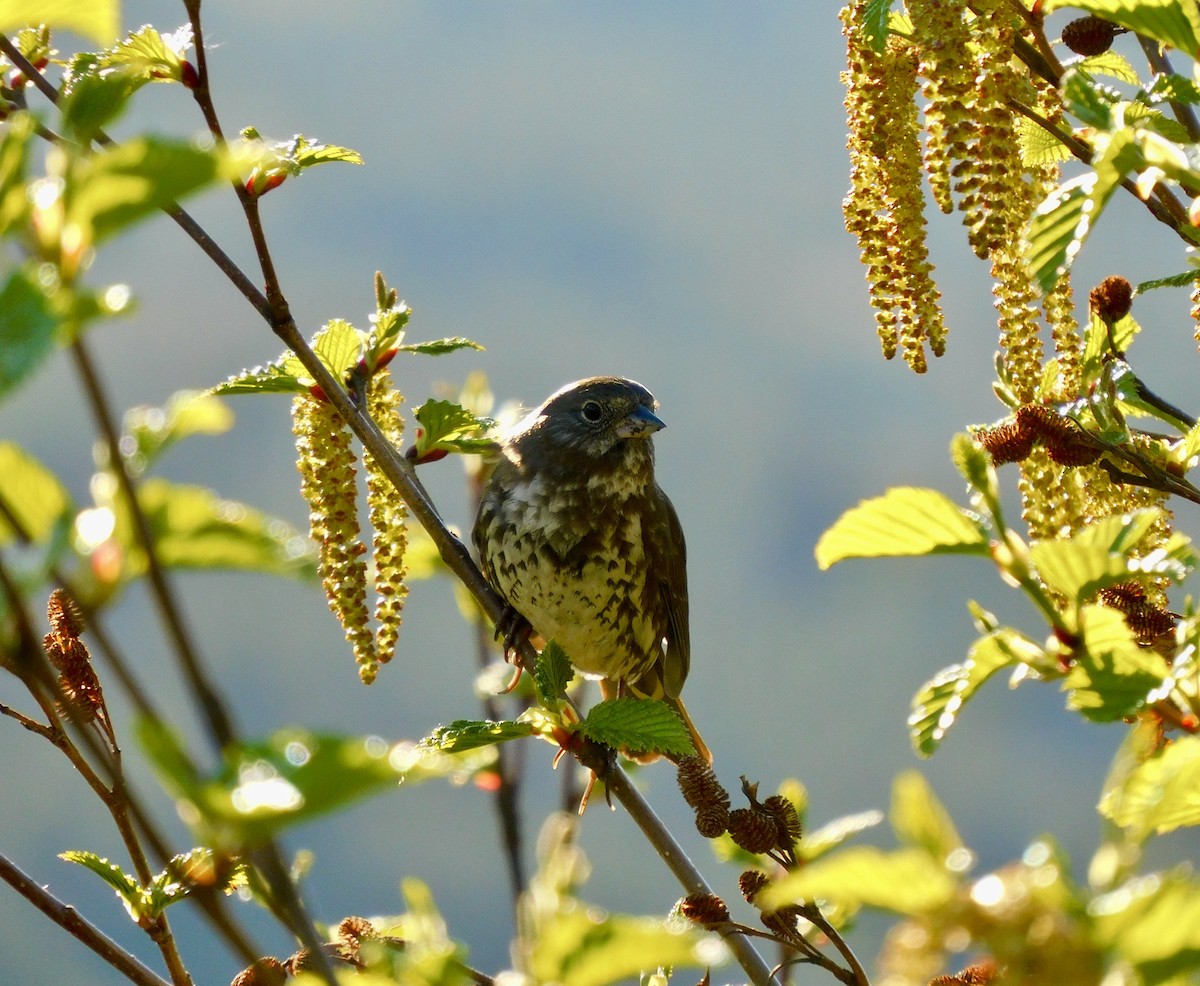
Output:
[0,852,174,986]
[68,337,237,753]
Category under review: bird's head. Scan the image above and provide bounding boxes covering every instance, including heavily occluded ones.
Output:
[510,376,665,475]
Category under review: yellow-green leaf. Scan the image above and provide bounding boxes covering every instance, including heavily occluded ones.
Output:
[1099,734,1200,837]
[1030,510,1165,603]
[1066,605,1168,722]
[760,845,957,916]
[0,441,71,545]
[531,908,719,986]
[1041,0,1200,58]
[0,0,118,45]
[890,771,964,862]
[815,487,988,570]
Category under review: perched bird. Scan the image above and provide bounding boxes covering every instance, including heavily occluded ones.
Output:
[473,376,710,764]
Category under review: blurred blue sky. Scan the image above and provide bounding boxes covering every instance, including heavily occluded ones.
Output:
[3,3,1200,984]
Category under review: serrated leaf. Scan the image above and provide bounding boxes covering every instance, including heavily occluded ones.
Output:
[1061,67,1119,129]
[1016,114,1073,167]
[0,266,58,397]
[1147,72,1200,106]
[0,442,72,545]
[0,0,118,46]
[419,719,536,753]
[760,845,957,916]
[1137,270,1197,293]
[950,432,997,501]
[535,640,575,706]
[1030,510,1166,602]
[908,628,1029,756]
[241,132,363,193]
[122,390,233,473]
[1025,173,1100,295]
[100,24,192,79]
[815,487,989,570]
[112,478,316,581]
[295,318,365,383]
[579,698,695,759]
[1077,51,1141,83]
[397,337,484,356]
[1066,605,1168,722]
[890,771,964,861]
[800,809,884,863]
[59,850,144,917]
[863,0,896,51]
[68,138,234,244]
[413,399,495,456]
[210,361,309,396]
[1099,734,1200,837]
[1042,0,1200,57]
[531,909,717,986]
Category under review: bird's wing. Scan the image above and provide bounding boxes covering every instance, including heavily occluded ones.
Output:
[656,487,690,700]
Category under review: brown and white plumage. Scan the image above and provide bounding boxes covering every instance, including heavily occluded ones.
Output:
[473,376,708,762]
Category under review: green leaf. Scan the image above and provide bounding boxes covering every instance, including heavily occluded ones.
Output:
[863,0,896,52]
[68,138,234,244]
[578,698,695,759]
[413,399,496,457]
[99,24,192,80]
[1146,72,1200,106]
[0,267,57,397]
[908,629,1032,756]
[1025,173,1100,295]
[210,361,309,396]
[535,640,575,707]
[1065,605,1169,722]
[890,771,964,861]
[1030,510,1167,603]
[1077,51,1141,84]
[59,851,144,918]
[122,391,234,473]
[531,909,716,986]
[0,0,118,46]
[814,487,989,570]
[241,131,363,194]
[800,809,884,863]
[397,337,485,356]
[760,846,958,916]
[1061,67,1119,129]
[1041,0,1200,57]
[138,721,497,848]
[419,719,536,754]
[114,478,316,580]
[0,442,72,545]
[1099,734,1200,836]
[1137,270,1198,293]
[1094,872,1200,981]
[1016,115,1073,168]
[0,112,34,238]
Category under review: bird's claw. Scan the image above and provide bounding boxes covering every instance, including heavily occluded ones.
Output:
[494,604,533,660]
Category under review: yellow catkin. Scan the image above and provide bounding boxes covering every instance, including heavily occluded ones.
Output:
[842,5,947,371]
[909,0,976,215]
[292,395,375,679]
[363,369,409,681]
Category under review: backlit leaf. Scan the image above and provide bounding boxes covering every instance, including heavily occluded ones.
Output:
[1099,734,1200,836]
[815,487,989,570]
[1041,0,1200,57]
[1065,605,1169,722]
[0,442,71,545]
[0,0,118,46]
[0,267,57,398]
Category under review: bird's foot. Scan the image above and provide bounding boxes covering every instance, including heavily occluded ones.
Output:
[493,605,534,691]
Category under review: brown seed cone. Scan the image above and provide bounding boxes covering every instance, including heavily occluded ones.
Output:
[677,755,730,811]
[230,957,287,986]
[680,893,730,926]
[1099,584,1177,647]
[694,804,730,839]
[728,808,778,855]
[762,794,802,850]
[1090,275,1134,323]
[1061,15,1120,57]
[930,959,1000,985]
[47,588,85,637]
[738,869,769,904]
[976,420,1035,465]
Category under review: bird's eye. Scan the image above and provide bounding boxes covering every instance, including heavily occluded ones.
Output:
[580,400,604,423]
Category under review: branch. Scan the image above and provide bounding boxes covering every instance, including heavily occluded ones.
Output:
[606,769,782,986]
[0,852,174,986]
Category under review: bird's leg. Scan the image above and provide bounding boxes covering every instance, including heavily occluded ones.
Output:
[493,604,534,691]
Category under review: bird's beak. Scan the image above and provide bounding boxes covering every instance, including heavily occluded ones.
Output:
[616,404,665,439]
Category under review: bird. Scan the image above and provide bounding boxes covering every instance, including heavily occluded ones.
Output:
[473,376,710,764]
